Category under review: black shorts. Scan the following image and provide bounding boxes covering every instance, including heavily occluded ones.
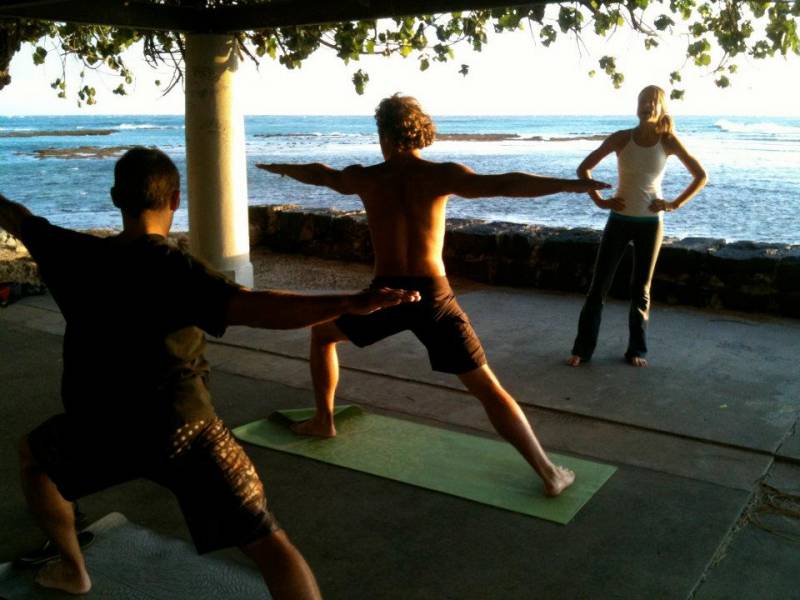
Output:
[335,276,486,374]
[27,414,280,554]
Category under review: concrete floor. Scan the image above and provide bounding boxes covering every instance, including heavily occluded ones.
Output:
[1,257,798,600]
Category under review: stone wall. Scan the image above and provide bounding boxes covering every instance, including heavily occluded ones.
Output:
[3,206,797,318]
[249,204,800,318]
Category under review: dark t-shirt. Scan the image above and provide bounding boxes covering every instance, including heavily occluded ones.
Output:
[20,217,241,431]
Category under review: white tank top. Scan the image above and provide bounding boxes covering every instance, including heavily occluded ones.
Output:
[615,133,668,218]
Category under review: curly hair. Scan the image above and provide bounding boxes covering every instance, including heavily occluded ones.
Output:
[374,94,436,152]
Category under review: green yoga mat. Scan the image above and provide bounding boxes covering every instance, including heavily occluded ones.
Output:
[234,406,615,524]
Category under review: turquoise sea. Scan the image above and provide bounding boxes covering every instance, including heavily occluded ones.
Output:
[1,114,798,244]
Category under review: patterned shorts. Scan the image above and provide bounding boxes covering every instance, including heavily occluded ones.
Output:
[28,414,280,554]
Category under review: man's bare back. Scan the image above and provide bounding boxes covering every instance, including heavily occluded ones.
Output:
[339,155,454,277]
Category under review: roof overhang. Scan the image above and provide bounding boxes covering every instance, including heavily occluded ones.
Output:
[0,1,556,33]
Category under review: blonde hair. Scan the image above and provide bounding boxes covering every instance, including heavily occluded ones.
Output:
[375,94,436,152]
[639,85,674,136]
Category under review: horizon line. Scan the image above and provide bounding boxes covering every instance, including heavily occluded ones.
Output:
[2,112,798,119]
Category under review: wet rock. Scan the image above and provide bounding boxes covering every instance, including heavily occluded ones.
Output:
[0,256,40,285]
[29,145,135,160]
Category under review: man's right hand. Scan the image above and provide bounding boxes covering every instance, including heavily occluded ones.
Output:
[348,287,421,315]
[569,178,612,193]
[255,163,284,175]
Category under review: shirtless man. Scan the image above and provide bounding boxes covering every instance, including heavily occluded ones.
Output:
[258,94,610,497]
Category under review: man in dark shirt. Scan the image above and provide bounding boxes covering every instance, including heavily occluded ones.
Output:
[0,147,418,599]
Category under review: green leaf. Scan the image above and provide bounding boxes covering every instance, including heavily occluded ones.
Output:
[654,15,675,31]
[715,75,731,87]
[32,46,47,66]
[351,68,369,95]
[540,25,557,47]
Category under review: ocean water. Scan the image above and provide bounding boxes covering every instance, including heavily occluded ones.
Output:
[1,114,799,244]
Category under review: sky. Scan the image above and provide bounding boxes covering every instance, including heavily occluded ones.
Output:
[1,19,798,117]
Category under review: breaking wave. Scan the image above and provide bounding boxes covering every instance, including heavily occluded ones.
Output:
[714,119,800,136]
[118,123,181,130]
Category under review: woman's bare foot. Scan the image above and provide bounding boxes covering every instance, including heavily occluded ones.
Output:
[626,356,648,368]
[35,559,91,595]
[566,355,582,367]
[290,416,337,438]
[543,465,576,497]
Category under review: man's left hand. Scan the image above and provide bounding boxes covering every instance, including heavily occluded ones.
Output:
[348,287,421,315]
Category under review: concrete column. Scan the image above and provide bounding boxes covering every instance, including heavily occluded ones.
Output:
[184,34,253,286]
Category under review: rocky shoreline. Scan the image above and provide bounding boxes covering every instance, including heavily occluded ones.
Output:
[0,129,117,138]
[3,206,798,317]
[28,145,136,160]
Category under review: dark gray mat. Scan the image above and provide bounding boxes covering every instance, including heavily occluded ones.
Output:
[0,513,268,599]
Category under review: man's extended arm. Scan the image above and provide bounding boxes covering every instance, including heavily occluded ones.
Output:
[256,163,362,195]
[0,193,33,239]
[444,163,610,199]
[225,287,419,330]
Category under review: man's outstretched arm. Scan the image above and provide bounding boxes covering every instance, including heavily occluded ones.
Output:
[256,163,362,195]
[0,193,33,239]
[225,287,420,330]
[444,163,611,199]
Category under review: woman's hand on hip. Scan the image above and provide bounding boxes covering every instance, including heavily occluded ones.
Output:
[595,196,625,211]
[649,198,676,213]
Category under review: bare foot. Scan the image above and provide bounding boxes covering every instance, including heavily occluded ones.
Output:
[36,559,91,595]
[566,355,582,367]
[290,417,337,438]
[626,356,648,368]
[544,465,576,497]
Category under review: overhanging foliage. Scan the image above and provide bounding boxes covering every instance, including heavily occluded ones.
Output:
[0,1,798,106]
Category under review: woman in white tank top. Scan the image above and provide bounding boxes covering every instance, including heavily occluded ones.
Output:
[568,86,707,367]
